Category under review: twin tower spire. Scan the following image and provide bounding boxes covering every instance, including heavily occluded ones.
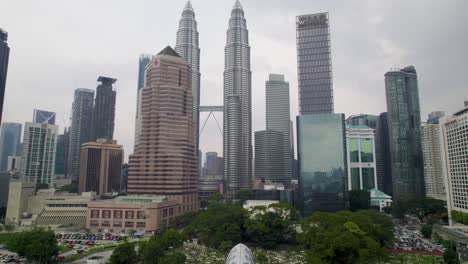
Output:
[175,1,252,198]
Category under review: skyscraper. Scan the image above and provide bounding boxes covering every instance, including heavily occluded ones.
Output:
[33,109,56,125]
[0,29,10,124]
[137,54,152,91]
[68,88,95,181]
[297,114,346,217]
[375,112,392,195]
[421,111,446,200]
[265,74,292,183]
[223,0,252,198]
[296,13,333,115]
[79,139,123,195]
[92,77,116,141]
[21,122,58,185]
[254,130,284,182]
[205,152,218,176]
[0,122,21,172]
[128,46,198,213]
[175,1,201,157]
[385,66,425,201]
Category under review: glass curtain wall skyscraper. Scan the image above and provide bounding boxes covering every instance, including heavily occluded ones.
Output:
[223,0,252,198]
[0,29,9,124]
[385,66,425,202]
[0,122,21,172]
[175,1,201,158]
[33,109,56,125]
[296,13,333,115]
[91,76,116,141]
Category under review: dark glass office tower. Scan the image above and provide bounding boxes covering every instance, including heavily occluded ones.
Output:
[0,29,10,124]
[0,122,21,172]
[385,66,425,202]
[92,77,117,141]
[297,114,346,217]
[137,55,152,91]
[375,112,392,195]
[33,109,56,125]
[255,130,284,182]
[296,13,333,115]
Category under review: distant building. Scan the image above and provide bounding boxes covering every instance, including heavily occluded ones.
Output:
[21,122,58,185]
[346,114,378,129]
[5,180,35,224]
[33,109,56,125]
[0,122,22,171]
[442,104,468,225]
[266,74,292,182]
[421,111,446,200]
[297,114,346,217]
[296,13,333,115]
[226,243,255,264]
[128,46,198,214]
[375,113,392,195]
[135,55,152,151]
[86,195,181,233]
[346,124,377,191]
[205,152,219,176]
[254,130,284,183]
[79,139,123,195]
[0,172,10,217]
[92,77,117,141]
[121,163,128,194]
[197,176,222,201]
[55,133,67,175]
[385,66,424,201]
[369,188,392,211]
[68,88,95,181]
[0,29,10,124]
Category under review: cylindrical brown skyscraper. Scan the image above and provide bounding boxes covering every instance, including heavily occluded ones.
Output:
[128,46,198,213]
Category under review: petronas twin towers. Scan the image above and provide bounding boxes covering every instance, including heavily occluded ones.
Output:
[175,1,252,197]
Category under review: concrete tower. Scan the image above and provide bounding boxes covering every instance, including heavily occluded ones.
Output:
[223,0,252,198]
[175,1,201,159]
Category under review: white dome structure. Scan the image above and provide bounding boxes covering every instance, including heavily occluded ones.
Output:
[226,243,255,264]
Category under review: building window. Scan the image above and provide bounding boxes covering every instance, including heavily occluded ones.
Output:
[102,221,111,227]
[137,222,146,228]
[103,210,111,219]
[114,210,122,219]
[169,208,173,217]
[90,220,99,227]
[113,221,122,227]
[349,138,359,162]
[360,138,374,162]
[362,168,375,190]
[125,221,134,228]
[351,168,360,190]
[125,211,134,219]
[91,210,100,218]
[137,211,145,219]
[162,209,167,218]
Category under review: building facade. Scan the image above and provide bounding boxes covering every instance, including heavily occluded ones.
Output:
[92,77,116,141]
[21,122,58,185]
[375,112,392,195]
[421,111,446,200]
[128,46,198,214]
[68,88,95,181]
[296,13,333,115]
[254,130,284,182]
[385,66,425,201]
[86,196,181,234]
[442,106,468,223]
[79,139,123,195]
[265,74,292,182]
[346,125,378,191]
[205,152,218,176]
[175,1,201,157]
[0,122,21,171]
[135,55,153,150]
[346,114,378,129]
[223,0,253,198]
[0,29,9,124]
[33,109,56,125]
[297,114,346,217]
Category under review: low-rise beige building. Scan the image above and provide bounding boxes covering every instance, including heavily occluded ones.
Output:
[86,195,181,234]
[5,180,35,224]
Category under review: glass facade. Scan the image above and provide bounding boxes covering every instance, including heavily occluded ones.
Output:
[296,13,333,115]
[349,138,359,162]
[351,168,360,190]
[297,114,346,217]
[362,168,375,190]
[360,138,373,162]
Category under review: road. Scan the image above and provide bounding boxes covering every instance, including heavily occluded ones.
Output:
[71,250,113,264]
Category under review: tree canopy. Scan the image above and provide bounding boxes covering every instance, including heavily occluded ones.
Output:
[6,227,59,264]
[140,230,186,264]
[108,241,138,264]
[349,190,371,211]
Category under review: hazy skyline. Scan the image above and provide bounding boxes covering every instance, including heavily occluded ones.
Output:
[2,0,467,161]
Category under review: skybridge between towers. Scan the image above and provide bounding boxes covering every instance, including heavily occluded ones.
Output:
[199,105,224,137]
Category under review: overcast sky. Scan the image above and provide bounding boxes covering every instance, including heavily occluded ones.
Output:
[2,0,468,162]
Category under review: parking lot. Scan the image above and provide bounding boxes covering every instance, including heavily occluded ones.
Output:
[56,232,129,258]
[393,224,444,253]
[0,249,24,264]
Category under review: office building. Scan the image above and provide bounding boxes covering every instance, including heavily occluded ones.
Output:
[92,77,116,141]
[79,139,123,195]
[346,114,378,129]
[375,113,392,195]
[223,0,253,198]
[86,195,181,234]
[55,133,66,175]
[121,163,128,194]
[0,29,9,124]
[5,180,35,224]
[297,114,346,217]
[421,112,446,200]
[254,130,284,182]
[128,46,198,213]
[175,1,201,157]
[197,175,222,201]
[33,109,56,125]
[205,152,218,176]
[385,66,424,201]
[68,88,95,180]
[443,104,468,224]
[265,74,292,182]
[346,124,377,191]
[20,122,58,185]
[137,54,152,91]
[0,122,21,171]
[296,13,333,115]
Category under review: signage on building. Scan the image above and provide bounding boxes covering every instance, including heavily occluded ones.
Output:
[297,14,328,29]
[153,58,160,67]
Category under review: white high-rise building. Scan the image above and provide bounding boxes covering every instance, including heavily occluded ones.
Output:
[175,1,201,157]
[223,0,252,198]
[21,122,58,185]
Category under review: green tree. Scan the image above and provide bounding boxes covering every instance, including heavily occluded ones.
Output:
[421,224,433,239]
[141,230,186,263]
[3,224,14,232]
[255,251,268,264]
[108,241,138,264]
[127,229,136,237]
[349,190,371,211]
[7,227,59,264]
[209,193,223,202]
[236,190,253,204]
[159,252,186,264]
[443,240,460,264]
